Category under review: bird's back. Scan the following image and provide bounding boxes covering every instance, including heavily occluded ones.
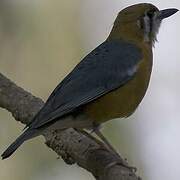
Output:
[83,42,152,122]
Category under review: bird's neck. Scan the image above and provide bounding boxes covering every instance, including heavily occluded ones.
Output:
[107,23,153,48]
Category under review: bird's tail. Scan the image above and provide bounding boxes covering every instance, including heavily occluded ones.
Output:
[1,129,38,160]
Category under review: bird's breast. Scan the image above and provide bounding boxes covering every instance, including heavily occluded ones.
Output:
[83,45,152,123]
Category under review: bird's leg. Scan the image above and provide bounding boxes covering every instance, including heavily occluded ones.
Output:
[92,124,137,172]
[93,127,119,156]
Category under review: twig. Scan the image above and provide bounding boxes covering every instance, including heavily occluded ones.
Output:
[0,73,140,180]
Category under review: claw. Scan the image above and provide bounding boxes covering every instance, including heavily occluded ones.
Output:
[104,160,137,173]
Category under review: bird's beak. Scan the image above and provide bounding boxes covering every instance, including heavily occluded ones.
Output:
[158,8,179,20]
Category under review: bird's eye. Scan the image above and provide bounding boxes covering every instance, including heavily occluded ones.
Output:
[137,10,156,30]
[146,10,155,19]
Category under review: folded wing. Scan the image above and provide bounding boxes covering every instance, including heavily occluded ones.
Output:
[29,40,142,129]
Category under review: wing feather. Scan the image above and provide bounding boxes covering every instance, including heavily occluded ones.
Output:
[29,40,142,129]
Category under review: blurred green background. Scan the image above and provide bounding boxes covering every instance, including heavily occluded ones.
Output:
[0,1,180,180]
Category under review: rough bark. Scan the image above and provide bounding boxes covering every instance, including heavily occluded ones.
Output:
[0,73,140,180]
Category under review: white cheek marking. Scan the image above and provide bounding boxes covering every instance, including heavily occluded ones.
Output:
[143,12,161,44]
[143,15,151,42]
[152,12,161,40]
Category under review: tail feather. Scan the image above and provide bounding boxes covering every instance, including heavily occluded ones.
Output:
[1,129,38,160]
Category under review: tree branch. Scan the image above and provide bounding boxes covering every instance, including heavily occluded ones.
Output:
[0,73,140,180]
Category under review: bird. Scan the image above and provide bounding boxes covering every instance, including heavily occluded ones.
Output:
[1,3,178,160]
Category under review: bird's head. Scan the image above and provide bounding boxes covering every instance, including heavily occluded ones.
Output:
[109,3,178,46]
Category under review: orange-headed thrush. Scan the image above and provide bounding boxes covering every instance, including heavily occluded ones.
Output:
[1,3,178,159]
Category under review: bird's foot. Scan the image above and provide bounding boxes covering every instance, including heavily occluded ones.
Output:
[105,159,137,173]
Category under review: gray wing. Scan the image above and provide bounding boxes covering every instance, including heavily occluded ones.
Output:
[29,40,142,129]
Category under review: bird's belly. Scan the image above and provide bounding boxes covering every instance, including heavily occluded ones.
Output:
[83,57,152,123]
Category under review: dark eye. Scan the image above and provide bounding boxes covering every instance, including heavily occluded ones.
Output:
[146,10,155,19]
